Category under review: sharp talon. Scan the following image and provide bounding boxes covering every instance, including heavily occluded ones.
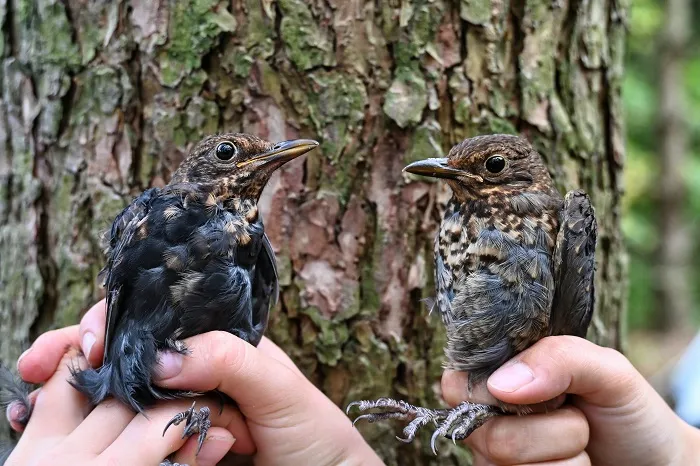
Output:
[351,414,373,426]
[163,414,182,436]
[196,429,207,455]
[430,429,441,455]
[345,401,360,414]
[395,435,412,443]
[452,430,458,445]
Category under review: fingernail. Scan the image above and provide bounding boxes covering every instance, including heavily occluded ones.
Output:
[16,348,31,371]
[82,332,96,359]
[488,361,535,393]
[197,436,235,466]
[5,401,27,424]
[154,351,184,380]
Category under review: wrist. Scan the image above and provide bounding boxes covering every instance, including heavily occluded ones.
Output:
[678,420,700,465]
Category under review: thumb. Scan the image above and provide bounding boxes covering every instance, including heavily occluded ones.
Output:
[486,335,644,408]
[78,299,108,367]
[152,331,309,412]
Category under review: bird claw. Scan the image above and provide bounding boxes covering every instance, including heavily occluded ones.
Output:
[430,429,441,455]
[346,397,500,454]
[163,401,211,455]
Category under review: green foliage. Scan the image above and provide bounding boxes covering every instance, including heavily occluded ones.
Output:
[623,0,700,329]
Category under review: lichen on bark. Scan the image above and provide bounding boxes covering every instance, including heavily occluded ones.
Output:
[0,0,627,462]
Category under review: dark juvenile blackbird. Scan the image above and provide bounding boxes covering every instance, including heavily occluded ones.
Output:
[2,134,317,463]
[347,134,597,452]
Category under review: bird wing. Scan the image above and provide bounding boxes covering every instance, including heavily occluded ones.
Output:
[260,233,279,306]
[247,233,278,347]
[549,190,597,337]
[100,188,161,360]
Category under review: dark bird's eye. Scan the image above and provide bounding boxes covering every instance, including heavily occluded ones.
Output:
[485,155,506,174]
[215,142,236,161]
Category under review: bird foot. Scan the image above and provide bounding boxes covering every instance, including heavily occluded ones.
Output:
[163,401,211,456]
[159,460,188,466]
[346,398,500,454]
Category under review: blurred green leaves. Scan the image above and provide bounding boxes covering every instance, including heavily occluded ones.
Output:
[623,0,700,329]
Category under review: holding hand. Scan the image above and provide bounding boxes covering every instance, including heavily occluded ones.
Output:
[6,346,243,466]
[10,300,382,466]
[442,336,700,466]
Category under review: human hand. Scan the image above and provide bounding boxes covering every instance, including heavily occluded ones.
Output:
[6,344,248,466]
[12,301,383,466]
[441,336,700,466]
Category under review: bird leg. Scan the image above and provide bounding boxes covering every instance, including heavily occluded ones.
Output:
[347,398,501,453]
[163,401,211,456]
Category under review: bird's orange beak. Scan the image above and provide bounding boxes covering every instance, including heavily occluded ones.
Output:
[237,139,319,168]
[403,158,482,182]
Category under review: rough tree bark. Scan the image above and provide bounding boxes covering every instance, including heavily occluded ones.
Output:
[0,0,627,463]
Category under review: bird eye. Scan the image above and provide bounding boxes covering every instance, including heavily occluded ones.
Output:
[485,155,506,174]
[215,142,236,161]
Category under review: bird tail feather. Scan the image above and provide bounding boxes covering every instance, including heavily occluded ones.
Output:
[69,363,116,408]
[70,329,197,414]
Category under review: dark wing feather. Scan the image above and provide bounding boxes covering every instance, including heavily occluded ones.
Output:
[248,233,278,346]
[260,233,279,306]
[549,190,597,337]
[101,188,160,360]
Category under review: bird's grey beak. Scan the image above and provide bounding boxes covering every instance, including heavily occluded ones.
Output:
[403,157,482,181]
[237,139,319,168]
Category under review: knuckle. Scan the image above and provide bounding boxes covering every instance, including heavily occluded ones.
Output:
[534,335,589,368]
[204,331,248,374]
[540,335,585,354]
[483,419,523,464]
[32,328,63,349]
[560,406,590,449]
[598,346,632,372]
[594,347,641,395]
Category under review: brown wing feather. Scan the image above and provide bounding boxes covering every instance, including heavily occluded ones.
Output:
[550,190,597,337]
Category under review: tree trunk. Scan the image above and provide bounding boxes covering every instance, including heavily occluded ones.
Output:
[654,0,692,332]
[0,0,627,463]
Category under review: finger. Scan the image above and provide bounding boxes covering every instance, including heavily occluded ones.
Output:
[484,336,645,407]
[472,451,591,466]
[464,406,589,464]
[153,332,372,464]
[170,427,235,466]
[441,370,566,413]
[153,331,308,415]
[17,326,80,384]
[102,396,254,464]
[78,300,107,367]
[257,337,304,377]
[22,350,90,438]
[516,451,591,466]
[63,398,136,454]
[6,389,40,433]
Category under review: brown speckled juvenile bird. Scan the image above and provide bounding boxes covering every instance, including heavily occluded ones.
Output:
[2,134,318,466]
[348,134,597,452]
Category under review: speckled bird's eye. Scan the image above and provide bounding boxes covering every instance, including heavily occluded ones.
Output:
[485,155,506,173]
[216,142,236,161]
